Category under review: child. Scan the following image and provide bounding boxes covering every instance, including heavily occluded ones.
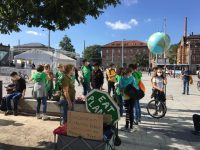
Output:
[152,68,167,102]
[115,67,124,117]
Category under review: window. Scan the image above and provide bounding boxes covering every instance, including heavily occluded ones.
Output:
[106,49,109,53]
[118,49,120,53]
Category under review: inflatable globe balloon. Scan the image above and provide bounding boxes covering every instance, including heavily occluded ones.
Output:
[147,32,170,54]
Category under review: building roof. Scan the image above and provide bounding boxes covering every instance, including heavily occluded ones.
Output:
[187,34,200,39]
[13,43,53,48]
[102,40,147,48]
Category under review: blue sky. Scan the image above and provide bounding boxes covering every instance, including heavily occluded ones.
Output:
[1,0,200,56]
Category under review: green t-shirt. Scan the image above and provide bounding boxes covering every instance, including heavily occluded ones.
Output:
[132,71,142,85]
[54,71,64,91]
[32,72,47,83]
[61,75,76,101]
[81,66,91,83]
[115,75,122,95]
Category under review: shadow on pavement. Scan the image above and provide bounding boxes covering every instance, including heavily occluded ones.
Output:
[0,142,55,150]
[0,119,24,126]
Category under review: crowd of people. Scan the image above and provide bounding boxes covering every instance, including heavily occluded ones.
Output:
[0,59,199,134]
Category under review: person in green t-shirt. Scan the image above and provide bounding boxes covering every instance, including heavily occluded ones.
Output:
[115,67,124,117]
[128,64,142,124]
[81,59,92,96]
[54,64,64,94]
[29,65,48,120]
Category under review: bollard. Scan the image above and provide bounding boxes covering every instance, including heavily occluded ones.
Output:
[0,80,2,100]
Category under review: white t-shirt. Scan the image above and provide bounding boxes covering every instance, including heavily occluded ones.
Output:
[152,77,164,89]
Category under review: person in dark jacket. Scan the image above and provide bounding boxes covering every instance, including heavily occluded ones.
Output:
[91,62,104,90]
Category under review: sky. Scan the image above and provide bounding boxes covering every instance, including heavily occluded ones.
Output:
[1,0,200,56]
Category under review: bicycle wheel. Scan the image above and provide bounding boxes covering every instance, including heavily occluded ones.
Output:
[147,100,167,119]
[197,81,200,91]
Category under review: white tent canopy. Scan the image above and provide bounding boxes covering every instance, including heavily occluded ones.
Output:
[14,49,76,68]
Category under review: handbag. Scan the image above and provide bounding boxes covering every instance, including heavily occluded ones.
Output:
[189,76,193,84]
[124,84,145,100]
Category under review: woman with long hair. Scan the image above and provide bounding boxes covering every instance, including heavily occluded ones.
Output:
[59,64,76,124]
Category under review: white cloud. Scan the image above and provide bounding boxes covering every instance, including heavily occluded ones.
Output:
[123,0,138,6]
[105,19,138,30]
[144,18,152,23]
[26,31,43,36]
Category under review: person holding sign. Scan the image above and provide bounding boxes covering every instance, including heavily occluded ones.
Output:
[59,64,76,124]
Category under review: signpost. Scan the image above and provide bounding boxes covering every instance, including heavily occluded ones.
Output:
[86,89,120,124]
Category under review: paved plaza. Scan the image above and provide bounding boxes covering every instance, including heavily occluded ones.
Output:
[0,73,200,150]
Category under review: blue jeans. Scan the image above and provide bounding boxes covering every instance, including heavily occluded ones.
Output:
[36,97,47,114]
[6,92,22,111]
[82,82,91,96]
[116,95,123,117]
[134,99,141,122]
[183,80,189,94]
[59,99,74,123]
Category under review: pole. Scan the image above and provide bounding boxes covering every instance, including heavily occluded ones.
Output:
[0,81,2,101]
[84,40,85,58]
[112,49,114,63]
[188,42,191,70]
[122,39,124,67]
[164,17,167,97]
[48,30,50,51]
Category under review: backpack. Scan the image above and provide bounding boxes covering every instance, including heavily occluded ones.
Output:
[0,97,7,111]
[124,84,145,101]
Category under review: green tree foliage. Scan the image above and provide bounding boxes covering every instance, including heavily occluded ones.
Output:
[84,45,102,64]
[166,43,179,64]
[59,35,75,52]
[132,52,149,67]
[0,0,120,34]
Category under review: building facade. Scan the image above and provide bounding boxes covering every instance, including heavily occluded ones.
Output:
[101,40,149,67]
[0,43,10,66]
[177,34,200,67]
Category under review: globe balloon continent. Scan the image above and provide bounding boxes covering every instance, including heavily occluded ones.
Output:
[147,32,170,54]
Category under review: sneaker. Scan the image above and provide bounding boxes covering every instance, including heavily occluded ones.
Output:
[36,114,42,119]
[120,126,129,132]
[5,110,13,116]
[42,114,49,120]
[187,93,190,95]
[182,92,185,94]
[13,111,18,116]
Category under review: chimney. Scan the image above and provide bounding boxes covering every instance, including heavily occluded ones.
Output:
[184,17,187,37]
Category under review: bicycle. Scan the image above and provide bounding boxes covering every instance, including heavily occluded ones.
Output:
[147,91,167,119]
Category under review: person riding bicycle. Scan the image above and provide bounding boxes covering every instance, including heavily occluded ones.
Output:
[152,68,167,102]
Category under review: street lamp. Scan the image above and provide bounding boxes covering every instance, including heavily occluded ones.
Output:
[121,39,125,67]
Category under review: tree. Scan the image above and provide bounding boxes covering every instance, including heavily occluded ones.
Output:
[132,52,149,67]
[0,0,120,34]
[166,43,179,64]
[59,35,75,52]
[84,45,102,64]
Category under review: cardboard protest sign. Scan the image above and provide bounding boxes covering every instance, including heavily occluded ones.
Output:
[67,111,103,141]
[86,89,120,124]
